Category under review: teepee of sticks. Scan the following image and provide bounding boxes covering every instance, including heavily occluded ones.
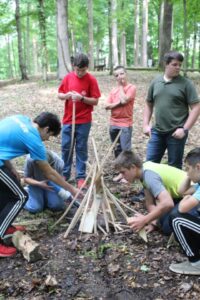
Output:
[53,133,147,242]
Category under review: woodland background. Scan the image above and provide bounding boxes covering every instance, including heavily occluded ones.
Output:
[0,0,200,81]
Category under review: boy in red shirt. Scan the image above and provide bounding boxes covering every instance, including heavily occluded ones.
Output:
[58,54,101,188]
[105,66,136,182]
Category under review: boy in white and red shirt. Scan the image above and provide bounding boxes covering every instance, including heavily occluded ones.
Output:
[58,53,101,189]
[105,66,136,182]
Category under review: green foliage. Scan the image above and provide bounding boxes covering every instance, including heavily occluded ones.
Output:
[0,0,199,79]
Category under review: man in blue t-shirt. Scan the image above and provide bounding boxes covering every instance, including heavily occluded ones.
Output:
[0,112,79,258]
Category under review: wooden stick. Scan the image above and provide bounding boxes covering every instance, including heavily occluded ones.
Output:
[63,188,91,238]
[68,99,76,162]
[78,165,97,232]
[52,163,94,228]
[101,180,118,232]
[105,186,128,220]
[12,231,42,262]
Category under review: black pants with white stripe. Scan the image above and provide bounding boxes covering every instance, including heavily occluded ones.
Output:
[0,166,28,238]
[169,210,200,262]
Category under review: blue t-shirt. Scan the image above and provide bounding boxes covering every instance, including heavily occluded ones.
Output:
[193,184,200,202]
[0,115,46,167]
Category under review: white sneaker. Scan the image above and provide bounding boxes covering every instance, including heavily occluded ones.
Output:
[58,189,71,201]
[169,260,200,275]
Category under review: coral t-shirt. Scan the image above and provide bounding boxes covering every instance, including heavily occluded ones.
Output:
[58,72,101,124]
[107,83,136,127]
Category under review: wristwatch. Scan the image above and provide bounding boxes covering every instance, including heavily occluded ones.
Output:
[179,127,188,135]
[81,96,85,102]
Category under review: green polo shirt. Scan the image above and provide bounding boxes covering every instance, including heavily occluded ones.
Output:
[146,75,199,133]
[142,161,187,199]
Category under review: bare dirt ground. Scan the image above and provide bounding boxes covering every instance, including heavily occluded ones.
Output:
[0,71,200,299]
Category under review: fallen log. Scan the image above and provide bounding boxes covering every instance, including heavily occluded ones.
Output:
[12,231,42,262]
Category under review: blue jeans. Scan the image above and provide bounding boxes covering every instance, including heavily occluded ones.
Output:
[61,123,91,180]
[109,126,132,158]
[146,128,188,169]
[24,183,65,213]
[159,203,200,235]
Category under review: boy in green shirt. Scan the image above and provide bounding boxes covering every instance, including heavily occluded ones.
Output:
[114,150,199,234]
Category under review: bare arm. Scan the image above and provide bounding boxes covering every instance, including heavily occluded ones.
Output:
[172,102,200,139]
[178,176,195,196]
[35,161,79,196]
[24,177,53,191]
[143,102,153,136]
[179,195,199,213]
[58,92,73,101]
[127,190,174,232]
[4,160,20,181]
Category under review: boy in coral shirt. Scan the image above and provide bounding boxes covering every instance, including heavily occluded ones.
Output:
[105,66,136,182]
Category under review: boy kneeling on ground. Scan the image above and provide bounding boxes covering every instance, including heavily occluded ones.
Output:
[114,151,199,235]
[169,148,200,275]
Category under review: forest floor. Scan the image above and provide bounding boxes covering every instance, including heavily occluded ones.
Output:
[0,71,200,300]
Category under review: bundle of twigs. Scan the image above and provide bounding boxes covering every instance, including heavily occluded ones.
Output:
[52,133,147,242]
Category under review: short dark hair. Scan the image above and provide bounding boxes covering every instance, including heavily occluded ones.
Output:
[33,112,61,136]
[163,51,184,65]
[113,65,126,72]
[185,148,200,166]
[114,150,142,170]
[73,53,89,68]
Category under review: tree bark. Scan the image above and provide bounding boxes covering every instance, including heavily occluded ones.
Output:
[6,35,13,78]
[12,231,42,262]
[15,0,28,80]
[38,0,48,81]
[141,0,148,67]
[57,0,72,80]
[158,0,173,68]
[134,0,140,66]
[108,0,113,74]
[120,31,126,66]
[26,2,31,74]
[183,0,187,75]
[88,0,94,70]
[111,0,119,67]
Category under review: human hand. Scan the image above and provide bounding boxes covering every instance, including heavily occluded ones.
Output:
[70,186,83,198]
[127,213,147,232]
[10,167,21,182]
[172,128,186,139]
[143,125,151,137]
[145,223,157,233]
[71,91,82,102]
[39,180,54,191]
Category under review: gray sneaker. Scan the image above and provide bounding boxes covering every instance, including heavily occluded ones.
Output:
[169,260,200,275]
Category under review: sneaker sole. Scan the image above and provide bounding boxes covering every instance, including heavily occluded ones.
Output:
[169,265,200,275]
[0,252,16,257]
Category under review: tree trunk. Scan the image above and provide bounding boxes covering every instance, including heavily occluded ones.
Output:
[120,31,126,66]
[71,28,76,56]
[191,28,197,69]
[87,0,94,70]
[38,0,48,81]
[158,0,173,68]
[108,0,113,74]
[32,38,39,74]
[26,2,31,74]
[6,35,13,78]
[141,0,148,67]
[111,0,119,67]
[134,0,140,66]
[11,40,17,77]
[183,0,187,75]
[15,0,28,80]
[57,0,72,80]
